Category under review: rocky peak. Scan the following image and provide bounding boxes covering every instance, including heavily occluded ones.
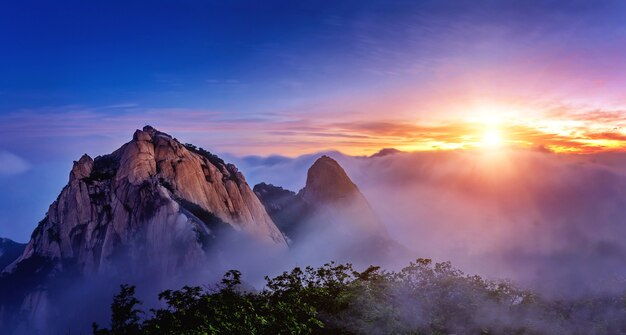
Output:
[1,126,289,331]
[142,124,157,134]
[299,155,389,237]
[300,156,361,205]
[7,125,287,278]
[254,156,402,264]
[69,154,93,181]
[255,156,390,240]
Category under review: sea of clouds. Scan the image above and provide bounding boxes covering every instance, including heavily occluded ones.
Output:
[230,148,626,298]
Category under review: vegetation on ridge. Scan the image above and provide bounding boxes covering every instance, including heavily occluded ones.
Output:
[93,259,626,335]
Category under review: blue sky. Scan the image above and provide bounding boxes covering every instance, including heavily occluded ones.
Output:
[1,0,415,111]
[3,0,626,241]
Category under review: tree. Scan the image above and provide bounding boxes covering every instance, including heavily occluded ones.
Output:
[93,284,143,335]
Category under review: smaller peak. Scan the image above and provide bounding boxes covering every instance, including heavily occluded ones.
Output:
[303,155,357,204]
[370,148,402,158]
[143,125,156,132]
[133,125,173,142]
[78,153,93,163]
[70,154,94,181]
[311,155,341,167]
[308,156,344,176]
[133,128,152,142]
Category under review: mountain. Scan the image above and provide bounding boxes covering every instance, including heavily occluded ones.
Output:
[8,126,285,275]
[298,156,389,236]
[0,126,287,333]
[0,238,25,272]
[255,155,404,262]
[370,148,402,158]
[255,155,389,238]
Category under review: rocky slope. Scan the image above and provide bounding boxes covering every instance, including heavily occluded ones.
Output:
[0,238,25,272]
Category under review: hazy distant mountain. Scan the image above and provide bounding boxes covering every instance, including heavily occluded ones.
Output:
[0,238,25,272]
[370,148,402,158]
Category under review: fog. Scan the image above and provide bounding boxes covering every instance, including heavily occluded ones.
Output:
[7,147,626,334]
[232,148,626,297]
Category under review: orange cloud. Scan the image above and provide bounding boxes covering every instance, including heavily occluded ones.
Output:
[4,105,626,156]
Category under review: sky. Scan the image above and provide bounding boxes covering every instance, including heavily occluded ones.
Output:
[3,0,626,240]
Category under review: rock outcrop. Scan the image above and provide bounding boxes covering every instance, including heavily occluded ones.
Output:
[8,126,286,277]
[1,126,289,333]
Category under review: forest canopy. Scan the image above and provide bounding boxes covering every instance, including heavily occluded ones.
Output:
[93,259,626,335]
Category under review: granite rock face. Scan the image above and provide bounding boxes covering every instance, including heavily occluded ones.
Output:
[6,126,286,277]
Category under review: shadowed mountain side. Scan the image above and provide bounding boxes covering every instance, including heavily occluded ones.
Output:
[253,183,312,243]
[0,238,25,272]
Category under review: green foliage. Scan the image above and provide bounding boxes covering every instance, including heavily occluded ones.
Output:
[176,198,227,228]
[93,284,143,335]
[85,154,120,183]
[183,143,240,182]
[31,216,48,240]
[183,143,226,169]
[93,260,626,335]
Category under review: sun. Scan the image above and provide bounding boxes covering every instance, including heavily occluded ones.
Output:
[481,129,503,147]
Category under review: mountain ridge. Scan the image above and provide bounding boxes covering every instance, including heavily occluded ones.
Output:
[0,238,25,273]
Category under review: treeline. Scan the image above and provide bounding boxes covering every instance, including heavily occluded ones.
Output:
[93,259,626,335]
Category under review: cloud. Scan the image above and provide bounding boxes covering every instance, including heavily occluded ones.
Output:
[4,102,626,160]
[232,148,626,297]
[0,151,30,176]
